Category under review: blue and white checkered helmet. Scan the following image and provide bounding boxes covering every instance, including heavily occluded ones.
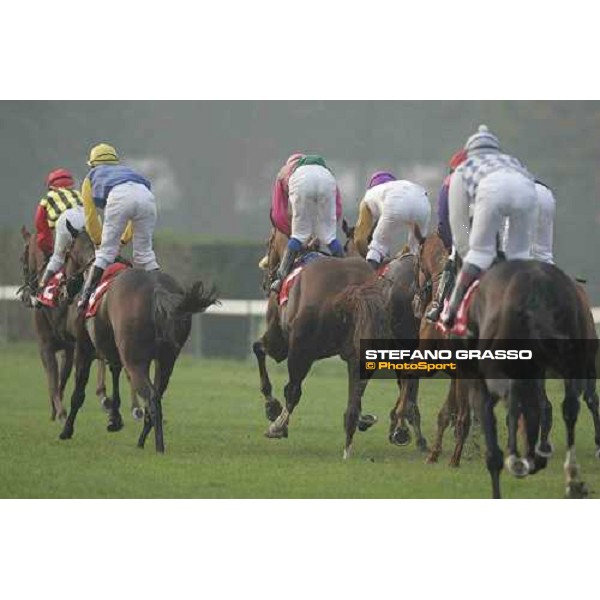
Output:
[464,124,501,154]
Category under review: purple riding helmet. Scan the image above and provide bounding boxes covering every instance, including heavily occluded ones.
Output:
[368,171,396,189]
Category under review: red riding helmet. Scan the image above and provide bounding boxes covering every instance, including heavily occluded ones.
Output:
[46,168,74,189]
[448,149,467,172]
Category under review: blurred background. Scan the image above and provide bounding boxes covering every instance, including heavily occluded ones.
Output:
[1,101,599,356]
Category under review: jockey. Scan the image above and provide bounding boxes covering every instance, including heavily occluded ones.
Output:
[270,153,344,293]
[500,180,556,264]
[441,124,537,329]
[78,143,159,312]
[424,149,467,323]
[354,171,431,269]
[35,169,82,260]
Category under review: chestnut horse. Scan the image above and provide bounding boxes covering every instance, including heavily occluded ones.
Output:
[18,226,142,421]
[253,235,388,459]
[341,221,428,451]
[59,230,218,452]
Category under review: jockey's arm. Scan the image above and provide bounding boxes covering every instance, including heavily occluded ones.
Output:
[34,203,53,255]
[448,168,470,261]
[354,200,374,257]
[82,176,103,245]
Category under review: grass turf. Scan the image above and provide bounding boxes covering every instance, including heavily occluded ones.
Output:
[0,343,598,498]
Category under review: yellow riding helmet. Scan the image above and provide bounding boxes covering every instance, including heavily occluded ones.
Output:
[87,143,119,167]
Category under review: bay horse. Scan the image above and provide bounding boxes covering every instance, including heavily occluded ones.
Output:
[253,231,388,459]
[416,231,599,498]
[341,221,428,451]
[59,230,218,452]
[18,226,142,421]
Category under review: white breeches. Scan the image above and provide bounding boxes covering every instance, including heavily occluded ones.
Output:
[366,190,430,262]
[288,165,338,245]
[46,206,85,273]
[466,170,536,269]
[94,182,159,270]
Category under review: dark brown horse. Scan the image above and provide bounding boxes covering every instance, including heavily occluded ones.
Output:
[253,245,388,459]
[59,230,218,452]
[341,221,428,451]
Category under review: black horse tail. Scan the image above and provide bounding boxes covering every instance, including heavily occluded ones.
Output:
[153,280,219,348]
[333,281,389,351]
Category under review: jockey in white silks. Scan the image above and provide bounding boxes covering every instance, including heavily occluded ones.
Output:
[354,171,431,269]
[500,180,556,264]
[442,124,537,329]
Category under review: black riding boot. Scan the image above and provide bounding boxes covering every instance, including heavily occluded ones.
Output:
[425,259,456,323]
[77,265,104,312]
[270,247,299,293]
[367,259,380,271]
[440,262,482,329]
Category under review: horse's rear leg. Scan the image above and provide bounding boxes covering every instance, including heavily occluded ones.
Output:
[58,348,74,417]
[582,378,600,458]
[563,379,587,498]
[479,381,503,499]
[343,359,369,459]
[59,344,94,440]
[106,364,124,433]
[426,379,456,463]
[265,347,312,440]
[95,359,111,412]
[128,370,144,421]
[128,363,163,452]
[40,346,64,421]
[536,382,554,458]
[449,381,471,468]
[390,375,426,451]
[253,338,282,422]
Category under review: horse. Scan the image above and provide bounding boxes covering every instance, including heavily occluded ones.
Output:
[415,229,600,485]
[58,230,218,452]
[412,228,476,467]
[253,232,388,459]
[17,226,143,421]
[341,220,428,451]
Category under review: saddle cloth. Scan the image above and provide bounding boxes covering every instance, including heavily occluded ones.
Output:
[37,268,66,307]
[436,280,480,337]
[279,252,325,306]
[85,263,130,319]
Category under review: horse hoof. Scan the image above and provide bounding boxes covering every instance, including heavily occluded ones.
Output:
[59,429,73,440]
[100,396,112,412]
[416,438,429,453]
[425,453,439,464]
[343,447,352,460]
[565,481,589,499]
[107,417,124,433]
[535,441,554,458]
[357,414,378,432]
[265,400,283,422]
[595,447,600,460]
[390,428,411,447]
[264,426,288,439]
[132,407,145,421]
[505,455,530,478]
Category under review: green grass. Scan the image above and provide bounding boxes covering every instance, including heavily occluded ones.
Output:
[0,343,598,498]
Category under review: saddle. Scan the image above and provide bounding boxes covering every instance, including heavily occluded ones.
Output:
[85,262,130,319]
[278,252,325,306]
[436,280,480,338]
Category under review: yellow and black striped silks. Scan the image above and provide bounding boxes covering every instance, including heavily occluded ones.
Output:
[39,188,83,227]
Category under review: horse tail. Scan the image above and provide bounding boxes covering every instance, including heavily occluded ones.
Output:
[333,281,389,351]
[152,280,219,347]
